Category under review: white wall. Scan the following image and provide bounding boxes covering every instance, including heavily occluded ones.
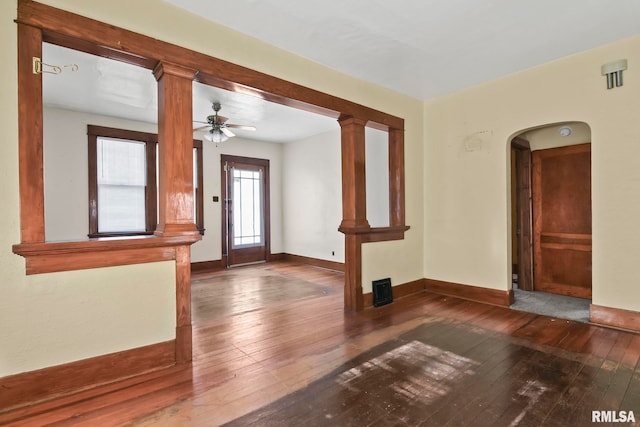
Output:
[282,129,344,262]
[365,127,390,227]
[44,107,159,241]
[191,137,283,263]
[43,107,284,263]
[424,36,640,313]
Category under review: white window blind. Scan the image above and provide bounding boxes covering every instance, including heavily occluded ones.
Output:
[97,137,147,233]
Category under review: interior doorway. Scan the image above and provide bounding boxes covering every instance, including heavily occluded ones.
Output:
[510,122,592,322]
[221,155,270,267]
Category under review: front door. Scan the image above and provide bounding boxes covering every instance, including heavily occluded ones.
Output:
[221,155,270,267]
[532,143,591,298]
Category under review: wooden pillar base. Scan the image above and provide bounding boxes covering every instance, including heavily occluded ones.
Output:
[344,234,363,311]
[175,324,192,364]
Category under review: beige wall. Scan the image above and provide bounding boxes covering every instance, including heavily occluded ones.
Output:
[424,36,640,312]
[1,0,424,375]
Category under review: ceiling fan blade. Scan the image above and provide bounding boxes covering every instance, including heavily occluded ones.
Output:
[221,127,235,137]
[226,124,256,131]
[193,125,210,131]
[193,120,209,124]
[217,115,229,124]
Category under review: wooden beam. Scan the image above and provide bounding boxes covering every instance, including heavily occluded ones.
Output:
[344,234,363,311]
[17,22,44,243]
[153,62,200,238]
[338,116,370,231]
[388,128,406,227]
[175,245,192,363]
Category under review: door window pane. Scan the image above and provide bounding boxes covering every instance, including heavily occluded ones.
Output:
[232,168,263,247]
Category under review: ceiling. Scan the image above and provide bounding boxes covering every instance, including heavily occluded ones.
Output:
[43,1,640,142]
[42,43,338,143]
[164,0,640,100]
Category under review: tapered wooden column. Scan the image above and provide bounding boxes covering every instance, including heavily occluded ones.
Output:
[153,62,199,363]
[17,23,44,243]
[338,116,369,311]
[338,116,370,231]
[153,62,199,238]
[388,127,405,227]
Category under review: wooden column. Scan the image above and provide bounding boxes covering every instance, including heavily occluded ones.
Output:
[388,127,405,227]
[175,245,192,363]
[17,23,44,243]
[338,116,370,231]
[153,62,198,363]
[153,62,199,238]
[338,116,369,311]
[344,234,363,311]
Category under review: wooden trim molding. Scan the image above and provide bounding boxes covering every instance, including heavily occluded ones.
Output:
[279,253,345,273]
[363,278,426,308]
[12,235,199,275]
[424,278,514,307]
[191,259,227,273]
[17,21,44,243]
[0,340,175,412]
[590,304,640,332]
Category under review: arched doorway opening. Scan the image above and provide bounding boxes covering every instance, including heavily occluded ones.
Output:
[509,121,592,322]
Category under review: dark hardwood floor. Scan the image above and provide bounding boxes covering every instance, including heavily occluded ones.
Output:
[2,261,640,426]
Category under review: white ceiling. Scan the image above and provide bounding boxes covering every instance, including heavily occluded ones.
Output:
[42,43,338,143]
[165,0,640,100]
[43,1,640,142]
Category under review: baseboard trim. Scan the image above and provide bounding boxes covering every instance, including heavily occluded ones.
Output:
[191,258,226,273]
[424,278,514,307]
[363,279,426,308]
[278,253,345,272]
[0,340,176,412]
[590,304,640,333]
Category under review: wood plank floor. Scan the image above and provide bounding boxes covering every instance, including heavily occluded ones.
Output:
[2,261,640,426]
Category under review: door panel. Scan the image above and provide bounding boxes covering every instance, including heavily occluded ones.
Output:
[532,143,591,298]
[221,155,270,267]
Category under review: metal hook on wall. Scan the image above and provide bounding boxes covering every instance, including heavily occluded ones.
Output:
[32,57,79,75]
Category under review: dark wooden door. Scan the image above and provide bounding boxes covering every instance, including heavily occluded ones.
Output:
[532,143,591,298]
[221,155,270,267]
[512,138,533,291]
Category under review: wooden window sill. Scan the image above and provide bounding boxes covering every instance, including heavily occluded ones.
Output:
[338,225,410,242]
[13,235,202,275]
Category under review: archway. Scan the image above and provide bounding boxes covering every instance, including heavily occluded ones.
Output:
[509,121,592,322]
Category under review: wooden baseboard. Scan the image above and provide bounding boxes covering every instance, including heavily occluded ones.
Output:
[590,304,640,333]
[363,278,426,308]
[191,258,226,273]
[424,278,514,307]
[268,253,285,262]
[278,253,345,272]
[0,340,176,412]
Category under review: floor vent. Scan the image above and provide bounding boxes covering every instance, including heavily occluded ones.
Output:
[373,278,393,307]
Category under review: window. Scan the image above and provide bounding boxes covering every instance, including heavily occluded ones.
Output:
[88,125,204,237]
[231,167,264,247]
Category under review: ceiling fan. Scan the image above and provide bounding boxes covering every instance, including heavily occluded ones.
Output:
[194,102,256,143]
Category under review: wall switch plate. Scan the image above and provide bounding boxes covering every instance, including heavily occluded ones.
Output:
[212,196,219,202]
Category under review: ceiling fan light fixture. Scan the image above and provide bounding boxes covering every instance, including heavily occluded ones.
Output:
[204,129,228,143]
